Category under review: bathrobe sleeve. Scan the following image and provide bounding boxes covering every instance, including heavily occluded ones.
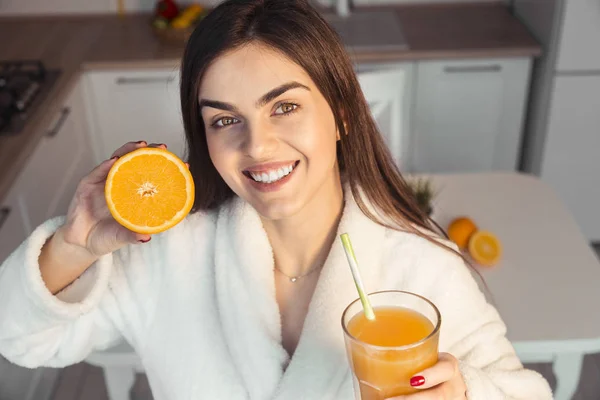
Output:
[389,236,553,400]
[0,217,162,368]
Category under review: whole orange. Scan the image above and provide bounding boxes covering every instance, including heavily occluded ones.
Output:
[447,217,478,250]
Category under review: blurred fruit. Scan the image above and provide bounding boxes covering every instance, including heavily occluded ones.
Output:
[171,4,205,29]
[105,147,195,235]
[447,217,478,250]
[468,231,502,267]
[155,0,179,20]
[171,17,191,29]
[152,16,169,29]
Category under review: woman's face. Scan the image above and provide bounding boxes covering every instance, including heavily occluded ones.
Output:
[199,43,341,220]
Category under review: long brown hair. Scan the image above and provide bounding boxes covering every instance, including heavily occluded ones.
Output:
[180,0,461,259]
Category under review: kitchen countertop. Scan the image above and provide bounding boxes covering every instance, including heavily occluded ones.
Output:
[0,2,540,203]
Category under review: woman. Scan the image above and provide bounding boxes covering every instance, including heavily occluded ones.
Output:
[0,0,551,399]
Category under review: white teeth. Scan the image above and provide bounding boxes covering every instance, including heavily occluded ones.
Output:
[248,163,295,183]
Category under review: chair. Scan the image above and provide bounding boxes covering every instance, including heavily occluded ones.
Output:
[86,341,143,400]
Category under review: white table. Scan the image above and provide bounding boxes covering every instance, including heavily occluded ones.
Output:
[87,172,600,400]
[429,172,600,400]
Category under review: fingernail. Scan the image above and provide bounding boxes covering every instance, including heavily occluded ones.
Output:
[410,376,425,387]
[110,156,119,160]
[161,143,167,148]
[136,140,146,144]
[138,238,151,243]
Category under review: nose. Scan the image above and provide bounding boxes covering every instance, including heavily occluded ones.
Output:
[242,122,278,160]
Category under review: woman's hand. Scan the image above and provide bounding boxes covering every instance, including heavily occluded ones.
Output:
[387,353,467,400]
[40,141,172,294]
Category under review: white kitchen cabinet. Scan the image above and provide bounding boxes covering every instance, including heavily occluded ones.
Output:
[356,63,412,168]
[411,57,531,173]
[86,68,186,162]
[85,65,411,168]
[16,80,96,230]
[0,82,91,400]
[541,76,600,241]
[0,187,27,264]
[52,80,96,220]
[82,58,531,175]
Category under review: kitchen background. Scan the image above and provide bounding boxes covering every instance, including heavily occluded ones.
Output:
[0,0,511,15]
[0,0,599,399]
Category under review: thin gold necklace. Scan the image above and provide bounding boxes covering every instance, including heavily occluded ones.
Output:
[274,264,323,283]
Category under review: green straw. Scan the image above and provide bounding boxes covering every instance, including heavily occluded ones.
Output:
[340,233,376,321]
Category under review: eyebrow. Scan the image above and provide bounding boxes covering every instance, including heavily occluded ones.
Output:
[199,81,310,112]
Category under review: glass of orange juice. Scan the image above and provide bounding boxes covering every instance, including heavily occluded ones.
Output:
[341,290,441,400]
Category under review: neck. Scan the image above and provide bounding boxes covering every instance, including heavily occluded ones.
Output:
[262,171,344,279]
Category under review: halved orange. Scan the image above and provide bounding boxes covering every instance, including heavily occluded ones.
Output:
[468,231,502,267]
[447,217,478,250]
[105,147,195,234]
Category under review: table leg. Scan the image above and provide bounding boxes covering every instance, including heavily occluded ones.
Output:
[103,366,135,400]
[553,353,583,400]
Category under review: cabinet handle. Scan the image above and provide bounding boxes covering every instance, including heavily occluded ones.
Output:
[0,207,10,230]
[46,107,71,138]
[115,76,175,85]
[443,65,502,74]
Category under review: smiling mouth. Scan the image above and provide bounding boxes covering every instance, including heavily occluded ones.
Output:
[243,161,300,184]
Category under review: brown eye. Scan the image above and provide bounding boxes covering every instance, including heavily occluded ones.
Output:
[282,104,295,113]
[213,116,239,128]
[274,102,298,115]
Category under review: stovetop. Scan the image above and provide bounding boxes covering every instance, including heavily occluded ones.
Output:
[0,60,61,136]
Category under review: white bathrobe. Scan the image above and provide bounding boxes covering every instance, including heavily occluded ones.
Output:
[0,191,552,399]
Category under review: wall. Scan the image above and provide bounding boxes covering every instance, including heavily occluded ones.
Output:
[0,0,222,15]
[0,0,111,14]
[352,0,501,4]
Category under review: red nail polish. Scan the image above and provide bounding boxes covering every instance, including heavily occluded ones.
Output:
[410,376,425,387]
[138,238,151,243]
